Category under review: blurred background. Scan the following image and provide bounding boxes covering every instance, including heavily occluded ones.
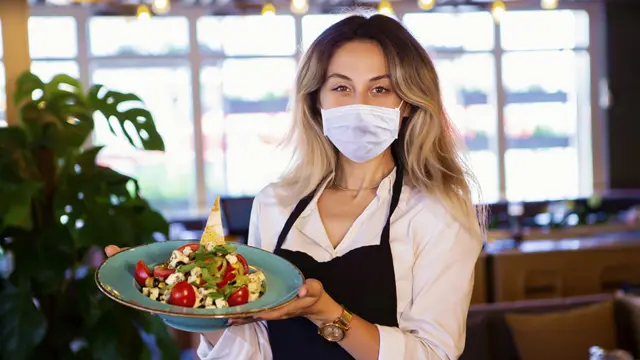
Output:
[1,0,640,359]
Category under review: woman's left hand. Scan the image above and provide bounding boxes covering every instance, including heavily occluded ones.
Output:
[228,279,342,326]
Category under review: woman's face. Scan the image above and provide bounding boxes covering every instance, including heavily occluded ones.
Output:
[319,40,403,111]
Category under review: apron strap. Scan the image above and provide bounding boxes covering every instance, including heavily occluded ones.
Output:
[274,191,315,252]
[380,165,403,248]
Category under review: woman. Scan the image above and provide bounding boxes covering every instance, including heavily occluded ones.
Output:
[107,13,484,360]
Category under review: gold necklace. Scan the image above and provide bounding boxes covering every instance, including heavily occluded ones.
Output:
[331,183,380,191]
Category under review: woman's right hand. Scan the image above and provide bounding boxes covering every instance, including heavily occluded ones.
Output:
[104,245,128,257]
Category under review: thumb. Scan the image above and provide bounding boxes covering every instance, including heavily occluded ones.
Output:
[105,245,126,257]
[298,279,323,298]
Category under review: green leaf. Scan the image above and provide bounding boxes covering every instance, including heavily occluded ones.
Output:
[0,280,48,360]
[33,225,76,294]
[87,85,165,152]
[86,308,145,360]
[0,181,42,231]
[13,72,44,105]
[46,74,84,95]
[0,126,29,150]
[76,146,104,169]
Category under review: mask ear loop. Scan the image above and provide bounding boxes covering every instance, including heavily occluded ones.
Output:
[390,113,412,170]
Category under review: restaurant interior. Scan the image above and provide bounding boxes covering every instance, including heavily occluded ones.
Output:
[1,0,640,359]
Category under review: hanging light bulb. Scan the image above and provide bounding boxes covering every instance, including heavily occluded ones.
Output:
[378,0,394,16]
[541,0,558,10]
[290,0,309,14]
[261,2,276,16]
[152,0,171,14]
[417,0,435,11]
[136,4,152,20]
[491,0,506,24]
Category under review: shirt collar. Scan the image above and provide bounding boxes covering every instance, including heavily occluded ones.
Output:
[298,167,397,218]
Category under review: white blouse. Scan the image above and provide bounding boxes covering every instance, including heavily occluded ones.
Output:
[198,169,482,360]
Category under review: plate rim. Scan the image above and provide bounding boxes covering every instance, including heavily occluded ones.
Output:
[95,240,305,319]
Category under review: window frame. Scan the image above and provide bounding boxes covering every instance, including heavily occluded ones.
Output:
[26,2,607,211]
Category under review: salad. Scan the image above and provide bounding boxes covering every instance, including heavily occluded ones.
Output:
[135,242,266,309]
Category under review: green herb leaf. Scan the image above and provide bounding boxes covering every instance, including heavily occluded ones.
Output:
[177,263,196,273]
[206,292,224,300]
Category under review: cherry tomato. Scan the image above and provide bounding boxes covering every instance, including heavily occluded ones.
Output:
[153,265,175,280]
[236,254,249,275]
[177,243,200,254]
[217,271,236,289]
[134,260,152,286]
[227,286,249,306]
[169,281,196,307]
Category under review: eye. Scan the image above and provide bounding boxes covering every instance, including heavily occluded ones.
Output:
[331,85,349,92]
[372,86,390,94]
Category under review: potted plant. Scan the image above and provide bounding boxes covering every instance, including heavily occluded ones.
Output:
[0,72,180,360]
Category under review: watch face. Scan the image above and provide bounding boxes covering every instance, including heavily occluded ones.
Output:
[320,324,345,342]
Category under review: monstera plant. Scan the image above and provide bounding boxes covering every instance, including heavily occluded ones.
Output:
[0,72,180,360]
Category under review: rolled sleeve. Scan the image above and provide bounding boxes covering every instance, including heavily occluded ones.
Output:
[376,324,406,360]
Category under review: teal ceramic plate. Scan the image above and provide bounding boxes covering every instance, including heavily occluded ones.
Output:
[96,240,304,333]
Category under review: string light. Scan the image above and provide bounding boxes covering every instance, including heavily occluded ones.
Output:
[152,0,171,14]
[491,0,506,24]
[261,2,276,16]
[417,0,435,11]
[378,0,394,16]
[541,0,558,10]
[136,4,152,20]
[290,0,309,14]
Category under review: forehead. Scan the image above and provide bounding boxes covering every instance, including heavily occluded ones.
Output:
[326,40,388,78]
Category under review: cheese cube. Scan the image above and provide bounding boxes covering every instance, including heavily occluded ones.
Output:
[225,254,238,265]
[149,288,160,301]
[165,272,185,286]
[215,298,229,308]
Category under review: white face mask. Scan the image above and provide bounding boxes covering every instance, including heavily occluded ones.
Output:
[321,102,403,163]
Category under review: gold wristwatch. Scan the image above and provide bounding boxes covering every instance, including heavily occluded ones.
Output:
[318,307,352,342]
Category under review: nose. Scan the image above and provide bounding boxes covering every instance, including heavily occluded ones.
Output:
[354,91,372,106]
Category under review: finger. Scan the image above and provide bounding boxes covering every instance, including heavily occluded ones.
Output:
[104,245,128,257]
[257,298,315,321]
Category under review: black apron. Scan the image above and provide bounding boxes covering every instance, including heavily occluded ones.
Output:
[266,166,404,360]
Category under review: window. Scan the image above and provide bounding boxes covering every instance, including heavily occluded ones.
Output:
[199,16,297,202]
[28,17,79,88]
[28,16,77,59]
[89,17,189,57]
[434,54,500,203]
[501,10,591,201]
[87,15,194,213]
[198,16,296,56]
[403,12,498,202]
[403,12,494,51]
[20,5,600,216]
[501,10,589,51]
[91,65,196,212]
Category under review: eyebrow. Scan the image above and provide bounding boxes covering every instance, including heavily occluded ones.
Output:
[327,73,390,82]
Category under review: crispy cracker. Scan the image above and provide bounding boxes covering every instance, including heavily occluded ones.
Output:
[200,195,226,247]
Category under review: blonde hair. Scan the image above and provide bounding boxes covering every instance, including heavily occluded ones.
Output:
[276,14,486,240]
